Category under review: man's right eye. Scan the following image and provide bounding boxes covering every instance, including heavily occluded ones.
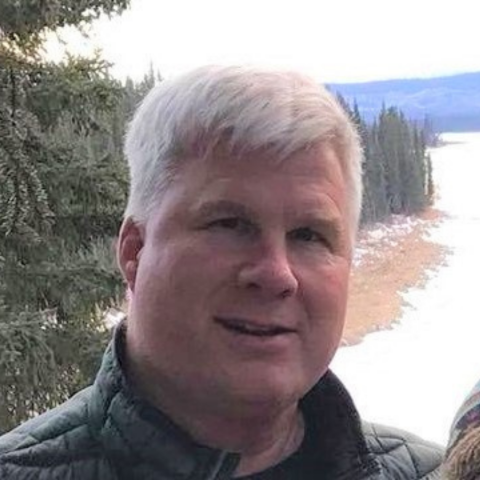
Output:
[208,217,243,230]
[207,217,254,236]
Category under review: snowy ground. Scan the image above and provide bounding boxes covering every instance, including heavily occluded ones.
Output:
[332,132,480,447]
[353,214,428,268]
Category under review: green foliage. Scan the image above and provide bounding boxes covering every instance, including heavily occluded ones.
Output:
[0,0,131,433]
[0,308,58,427]
[0,0,129,52]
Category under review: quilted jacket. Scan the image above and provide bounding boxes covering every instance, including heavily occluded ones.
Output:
[0,326,443,479]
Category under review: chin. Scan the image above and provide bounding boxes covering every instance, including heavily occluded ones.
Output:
[227,370,311,411]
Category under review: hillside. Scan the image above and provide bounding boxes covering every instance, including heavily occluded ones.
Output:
[329,71,480,132]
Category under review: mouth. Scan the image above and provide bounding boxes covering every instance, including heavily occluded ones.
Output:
[214,316,296,338]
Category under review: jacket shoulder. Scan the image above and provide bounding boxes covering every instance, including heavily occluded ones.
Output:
[363,422,444,479]
[0,387,111,479]
[0,387,93,454]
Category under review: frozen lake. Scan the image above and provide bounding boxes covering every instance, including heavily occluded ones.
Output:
[332,132,480,447]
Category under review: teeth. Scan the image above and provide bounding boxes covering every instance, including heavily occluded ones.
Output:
[235,325,278,336]
[240,323,273,332]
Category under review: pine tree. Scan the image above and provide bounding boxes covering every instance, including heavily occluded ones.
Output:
[336,97,434,224]
[0,0,130,432]
[376,106,403,214]
[363,122,389,222]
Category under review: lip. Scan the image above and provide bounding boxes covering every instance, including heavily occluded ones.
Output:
[214,316,297,337]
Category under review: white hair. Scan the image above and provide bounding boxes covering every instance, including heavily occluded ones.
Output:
[124,65,363,242]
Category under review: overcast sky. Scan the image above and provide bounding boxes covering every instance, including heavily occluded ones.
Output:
[49,0,480,83]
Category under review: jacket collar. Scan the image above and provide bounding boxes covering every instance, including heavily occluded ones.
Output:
[299,373,381,479]
[89,324,239,478]
[88,323,380,479]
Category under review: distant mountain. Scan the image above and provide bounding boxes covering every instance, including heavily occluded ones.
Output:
[329,71,480,132]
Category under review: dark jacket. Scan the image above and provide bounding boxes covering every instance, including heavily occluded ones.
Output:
[0,327,443,479]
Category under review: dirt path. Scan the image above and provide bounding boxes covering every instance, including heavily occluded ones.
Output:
[343,208,449,345]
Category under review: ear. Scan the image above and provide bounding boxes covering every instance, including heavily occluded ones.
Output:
[117,217,145,292]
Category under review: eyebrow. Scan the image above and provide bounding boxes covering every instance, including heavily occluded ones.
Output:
[192,200,257,221]
[309,216,345,241]
[286,202,343,227]
[194,201,343,231]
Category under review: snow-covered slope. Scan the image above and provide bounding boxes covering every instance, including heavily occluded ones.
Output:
[332,132,480,446]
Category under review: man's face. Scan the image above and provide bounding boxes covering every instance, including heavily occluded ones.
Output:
[123,144,352,412]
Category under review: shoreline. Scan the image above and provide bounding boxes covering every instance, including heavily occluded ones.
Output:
[342,208,450,346]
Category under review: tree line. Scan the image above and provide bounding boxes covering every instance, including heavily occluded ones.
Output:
[0,0,434,432]
[336,98,434,224]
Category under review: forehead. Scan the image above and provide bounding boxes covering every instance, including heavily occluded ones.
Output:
[160,144,348,219]
[192,143,344,185]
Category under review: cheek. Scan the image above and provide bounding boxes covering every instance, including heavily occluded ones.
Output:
[136,240,233,307]
[132,243,181,314]
[303,265,350,356]
[303,263,350,327]
[297,267,350,386]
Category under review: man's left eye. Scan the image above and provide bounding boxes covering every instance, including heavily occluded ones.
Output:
[289,227,325,244]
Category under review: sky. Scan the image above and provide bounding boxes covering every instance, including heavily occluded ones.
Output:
[332,131,480,446]
[46,0,480,84]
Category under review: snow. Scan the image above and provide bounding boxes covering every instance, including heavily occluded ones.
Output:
[353,215,424,267]
[332,132,480,447]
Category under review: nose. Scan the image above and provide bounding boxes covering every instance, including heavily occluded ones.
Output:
[237,241,299,299]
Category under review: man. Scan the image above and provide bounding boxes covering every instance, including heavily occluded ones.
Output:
[0,66,443,479]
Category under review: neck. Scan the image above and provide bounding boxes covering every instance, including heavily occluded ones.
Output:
[126,353,305,477]
[169,401,305,477]
[232,409,305,477]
